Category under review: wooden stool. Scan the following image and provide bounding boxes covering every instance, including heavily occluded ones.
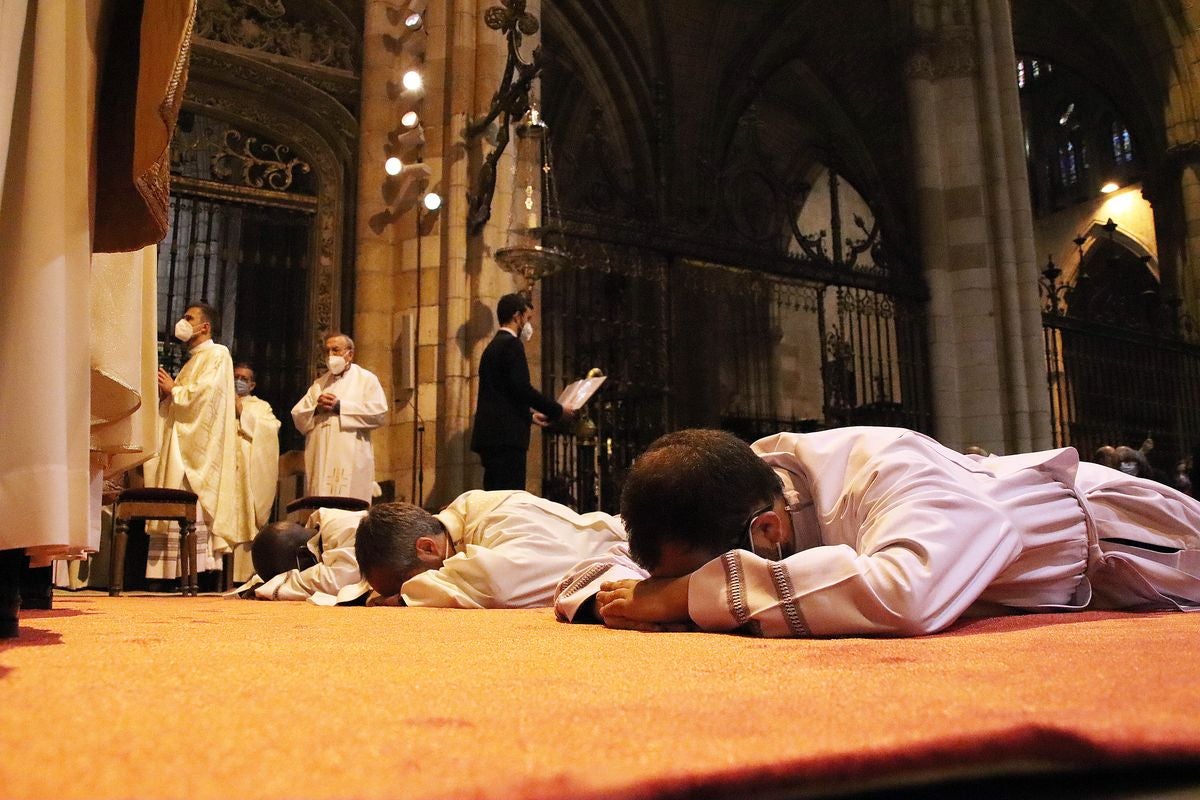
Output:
[109,488,200,597]
[285,495,369,523]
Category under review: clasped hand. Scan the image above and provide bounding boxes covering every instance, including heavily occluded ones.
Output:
[594,576,691,632]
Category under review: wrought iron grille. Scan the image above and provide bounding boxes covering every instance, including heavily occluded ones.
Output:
[1043,316,1200,475]
[541,238,931,514]
[540,240,671,512]
[1039,220,1200,477]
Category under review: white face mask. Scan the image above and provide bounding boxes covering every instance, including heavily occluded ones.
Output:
[234,378,251,397]
[326,355,348,375]
[173,318,194,342]
[1119,462,1139,475]
[520,321,534,342]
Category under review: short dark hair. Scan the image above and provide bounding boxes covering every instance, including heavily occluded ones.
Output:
[620,429,782,572]
[496,293,532,325]
[354,502,444,588]
[187,301,221,338]
[234,362,255,379]
[251,521,316,581]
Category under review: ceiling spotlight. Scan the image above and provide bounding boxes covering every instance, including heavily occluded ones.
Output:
[1100,181,1120,194]
[385,156,403,176]
[404,12,423,31]
[402,70,423,92]
[401,110,419,128]
[423,192,442,211]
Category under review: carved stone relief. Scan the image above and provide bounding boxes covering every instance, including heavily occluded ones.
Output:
[185,82,347,360]
[195,0,357,72]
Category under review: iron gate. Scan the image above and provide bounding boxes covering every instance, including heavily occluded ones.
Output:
[541,239,931,514]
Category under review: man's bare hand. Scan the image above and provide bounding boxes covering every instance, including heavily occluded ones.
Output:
[532,411,551,428]
[596,576,691,632]
[157,367,174,397]
[317,392,339,413]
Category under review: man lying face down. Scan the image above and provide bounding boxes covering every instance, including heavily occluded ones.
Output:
[243,507,369,604]
[554,427,1200,637]
[356,491,626,608]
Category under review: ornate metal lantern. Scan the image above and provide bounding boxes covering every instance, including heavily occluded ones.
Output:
[494,107,569,290]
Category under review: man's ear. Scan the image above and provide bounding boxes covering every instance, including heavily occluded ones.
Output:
[414,536,440,563]
[752,511,788,546]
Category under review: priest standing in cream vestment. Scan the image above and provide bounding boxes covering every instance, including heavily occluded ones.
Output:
[232,362,280,581]
[291,333,387,503]
[145,303,248,579]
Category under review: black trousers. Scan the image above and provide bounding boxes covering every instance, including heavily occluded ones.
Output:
[479,447,527,491]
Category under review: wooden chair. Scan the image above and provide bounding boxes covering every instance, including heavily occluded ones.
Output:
[109,488,200,597]
[285,495,369,523]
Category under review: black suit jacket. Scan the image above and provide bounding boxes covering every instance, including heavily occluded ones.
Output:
[470,331,563,452]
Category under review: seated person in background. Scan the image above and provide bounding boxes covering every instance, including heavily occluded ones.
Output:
[238,507,369,604]
[356,491,626,608]
[555,427,1200,637]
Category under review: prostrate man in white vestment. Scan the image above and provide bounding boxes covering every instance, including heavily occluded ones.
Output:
[232,362,280,582]
[355,492,627,608]
[291,333,387,502]
[144,302,248,581]
[555,427,1200,637]
[237,508,369,604]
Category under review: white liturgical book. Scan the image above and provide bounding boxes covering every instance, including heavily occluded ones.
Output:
[557,376,606,408]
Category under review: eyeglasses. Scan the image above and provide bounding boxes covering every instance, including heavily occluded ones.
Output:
[741,503,774,556]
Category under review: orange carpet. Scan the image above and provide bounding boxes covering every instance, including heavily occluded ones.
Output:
[1,595,1199,799]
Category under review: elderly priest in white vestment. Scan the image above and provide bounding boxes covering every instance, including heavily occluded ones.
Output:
[555,427,1200,637]
[291,333,387,503]
[232,362,280,581]
[355,492,628,608]
[144,303,249,580]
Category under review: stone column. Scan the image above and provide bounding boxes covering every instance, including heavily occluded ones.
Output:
[904,0,1049,454]
[975,0,1050,451]
[1178,160,1200,321]
[355,0,405,496]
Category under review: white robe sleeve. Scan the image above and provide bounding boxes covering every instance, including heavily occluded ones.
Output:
[239,399,280,527]
[168,349,224,414]
[337,370,388,432]
[290,381,321,435]
[553,543,649,622]
[688,468,1026,637]
[253,543,364,601]
[253,508,367,602]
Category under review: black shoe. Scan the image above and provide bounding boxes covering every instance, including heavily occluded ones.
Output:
[19,565,52,610]
[0,549,25,639]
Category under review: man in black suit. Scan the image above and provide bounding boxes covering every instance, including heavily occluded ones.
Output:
[471,293,575,490]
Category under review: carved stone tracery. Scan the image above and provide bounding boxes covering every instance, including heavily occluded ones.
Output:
[174,112,316,194]
[195,0,357,72]
[185,85,346,352]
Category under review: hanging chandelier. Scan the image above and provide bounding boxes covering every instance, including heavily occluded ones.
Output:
[494,107,570,291]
